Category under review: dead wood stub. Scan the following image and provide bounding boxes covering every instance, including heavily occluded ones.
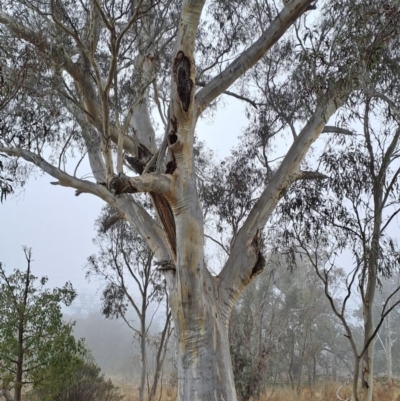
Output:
[108,174,137,195]
[155,259,176,272]
[173,51,193,112]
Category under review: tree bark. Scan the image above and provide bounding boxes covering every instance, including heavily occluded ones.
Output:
[352,356,360,401]
[360,189,382,401]
[174,294,236,401]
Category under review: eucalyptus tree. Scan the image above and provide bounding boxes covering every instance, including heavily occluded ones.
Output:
[274,92,400,401]
[229,257,344,400]
[0,248,85,401]
[86,208,172,401]
[0,0,398,399]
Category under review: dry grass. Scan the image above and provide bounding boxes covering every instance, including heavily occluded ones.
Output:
[115,380,400,401]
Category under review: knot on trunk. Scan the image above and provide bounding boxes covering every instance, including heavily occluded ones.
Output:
[155,259,176,272]
[108,174,137,196]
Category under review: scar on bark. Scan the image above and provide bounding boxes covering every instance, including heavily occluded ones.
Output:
[251,231,265,278]
[173,51,193,112]
[165,117,178,174]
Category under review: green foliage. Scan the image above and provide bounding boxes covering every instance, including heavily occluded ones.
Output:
[30,361,123,401]
[0,250,86,399]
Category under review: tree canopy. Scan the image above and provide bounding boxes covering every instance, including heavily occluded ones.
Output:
[0,248,86,401]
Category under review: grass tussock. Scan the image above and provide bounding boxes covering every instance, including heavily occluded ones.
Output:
[115,380,400,401]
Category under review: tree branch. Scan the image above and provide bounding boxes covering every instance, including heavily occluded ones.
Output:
[0,146,171,261]
[196,81,258,109]
[195,0,315,114]
[322,126,354,136]
[295,170,329,180]
[108,173,173,197]
[219,96,344,301]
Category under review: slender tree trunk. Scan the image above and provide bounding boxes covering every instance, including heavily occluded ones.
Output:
[360,285,377,401]
[361,342,374,401]
[385,306,392,385]
[313,354,317,384]
[288,331,295,390]
[361,194,381,401]
[296,325,308,395]
[148,312,172,401]
[139,317,147,401]
[333,352,337,382]
[14,362,22,401]
[352,356,360,401]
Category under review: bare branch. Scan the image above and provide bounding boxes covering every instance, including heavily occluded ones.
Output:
[322,126,354,136]
[196,81,258,109]
[295,170,329,180]
[204,234,230,256]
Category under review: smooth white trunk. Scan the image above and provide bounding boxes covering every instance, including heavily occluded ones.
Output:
[175,298,236,401]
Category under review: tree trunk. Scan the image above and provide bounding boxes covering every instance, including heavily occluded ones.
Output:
[139,317,147,401]
[352,356,360,401]
[296,325,308,395]
[148,312,172,401]
[361,289,375,401]
[361,188,382,401]
[333,352,337,382]
[385,307,392,385]
[174,299,237,401]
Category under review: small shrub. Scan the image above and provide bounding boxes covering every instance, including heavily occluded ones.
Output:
[29,362,123,401]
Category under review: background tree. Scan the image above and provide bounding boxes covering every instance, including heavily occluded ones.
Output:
[0,248,86,401]
[86,208,172,401]
[1,1,399,399]
[229,255,350,401]
[274,91,400,400]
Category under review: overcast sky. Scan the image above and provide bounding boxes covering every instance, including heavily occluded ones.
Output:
[0,99,247,305]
